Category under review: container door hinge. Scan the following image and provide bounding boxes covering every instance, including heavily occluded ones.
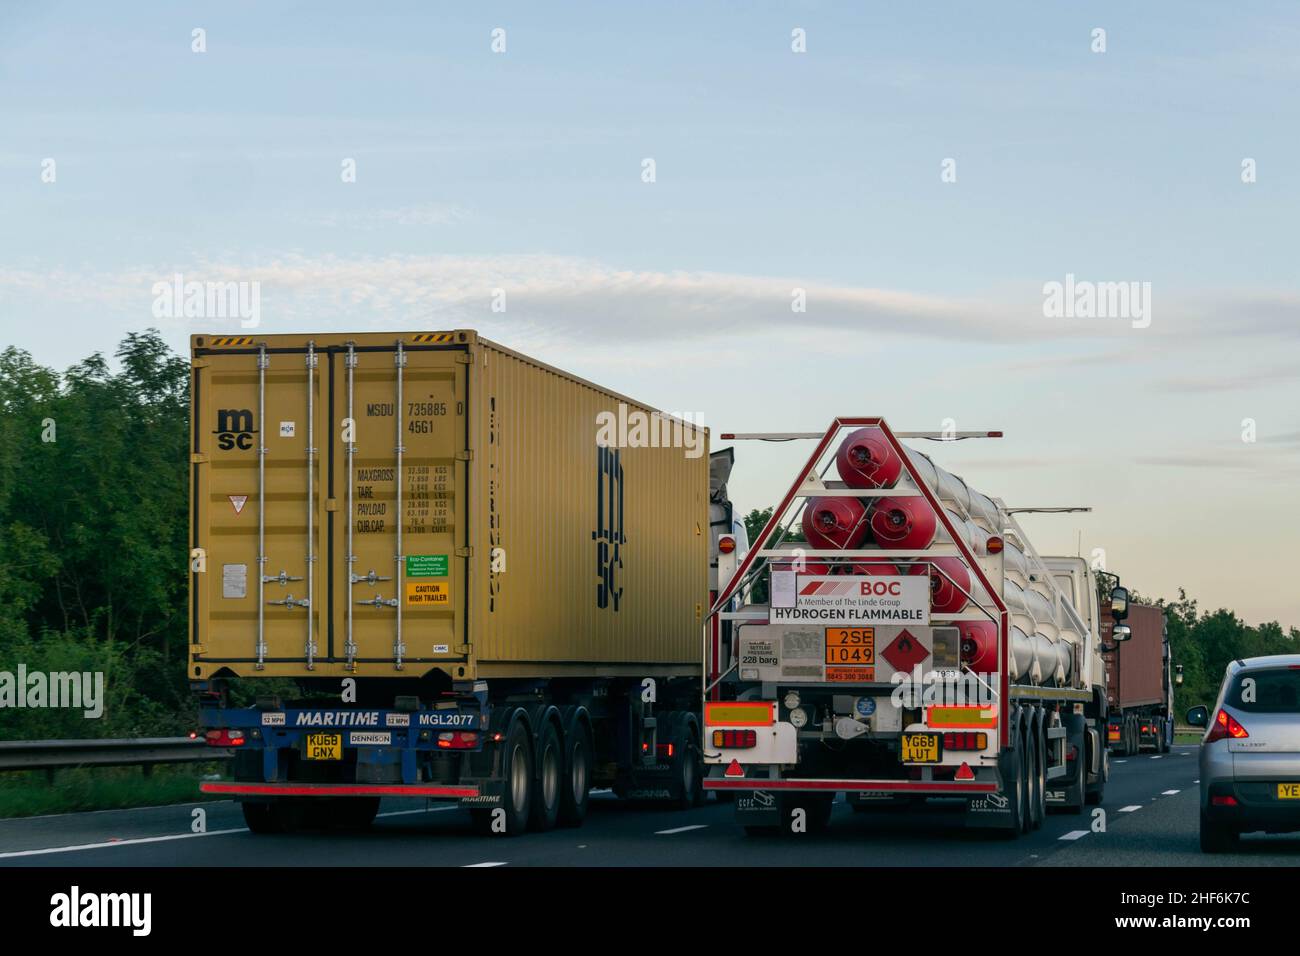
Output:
[455,547,472,558]
[455,353,473,364]
[191,358,209,369]
[190,453,208,464]
[456,449,473,461]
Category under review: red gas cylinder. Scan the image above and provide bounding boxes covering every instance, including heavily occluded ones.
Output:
[868,496,937,550]
[852,560,901,576]
[908,557,970,614]
[836,427,903,489]
[956,620,998,674]
[801,497,870,551]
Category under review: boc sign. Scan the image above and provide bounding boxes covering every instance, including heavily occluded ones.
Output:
[769,575,930,626]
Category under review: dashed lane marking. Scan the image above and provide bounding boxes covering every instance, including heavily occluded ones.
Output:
[1162,790,1181,795]
[464,861,507,867]
[1059,830,1090,841]
[1119,806,1142,813]
[0,828,247,859]
[656,824,709,835]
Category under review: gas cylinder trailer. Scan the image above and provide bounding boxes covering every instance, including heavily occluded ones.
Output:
[189,330,725,835]
[701,418,1132,835]
[1100,600,1172,756]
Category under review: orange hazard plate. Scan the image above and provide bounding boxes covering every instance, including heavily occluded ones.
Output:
[825,627,874,664]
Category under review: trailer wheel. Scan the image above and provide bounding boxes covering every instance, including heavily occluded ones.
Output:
[1018,729,1034,835]
[528,719,562,832]
[557,718,593,828]
[667,713,704,810]
[472,718,533,836]
[241,801,281,834]
[1028,724,1046,831]
[996,735,1026,839]
[334,797,380,830]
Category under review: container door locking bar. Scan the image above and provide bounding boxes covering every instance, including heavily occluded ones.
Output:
[393,340,407,671]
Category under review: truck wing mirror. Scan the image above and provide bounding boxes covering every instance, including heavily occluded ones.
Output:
[1111,624,1131,643]
[1110,585,1130,620]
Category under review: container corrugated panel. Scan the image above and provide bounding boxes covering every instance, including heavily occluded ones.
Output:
[189,330,707,682]
[468,339,706,676]
[1101,602,1166,709]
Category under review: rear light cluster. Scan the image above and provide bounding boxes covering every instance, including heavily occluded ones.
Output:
[1205,709,1249,743]
[942,732,987,751]
[1211,794,1239,807]
[712,729,757,749]
[436,732,479,750]
[204,729,245,747]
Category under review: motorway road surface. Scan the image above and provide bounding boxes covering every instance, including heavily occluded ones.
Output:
[2,745,1298,866]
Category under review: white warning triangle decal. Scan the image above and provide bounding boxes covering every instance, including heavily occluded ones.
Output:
[229,495,249,515]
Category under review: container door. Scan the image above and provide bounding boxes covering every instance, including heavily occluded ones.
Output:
[194,342,325,670]
[333,341,468,672]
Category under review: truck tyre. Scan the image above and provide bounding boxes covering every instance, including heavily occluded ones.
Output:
[528,719,562,832]
[473,718,533,836]
[1028,724,1046,831]
[668,713,704,810]
[996,736,1026,839]
[241,801,281,834]
[335,797,380,830]
[1086,741,1107,806]
[1199,810,1238,854]
[557,718,592,828]
[1018,729,1034,835]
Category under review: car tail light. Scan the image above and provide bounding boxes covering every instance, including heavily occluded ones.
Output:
[437,732,479,750]
[204,729,245,747]
[941,732,988,750]
[712,729,757,749]
[1211,795,1239,807]
[1204,709,1249,743]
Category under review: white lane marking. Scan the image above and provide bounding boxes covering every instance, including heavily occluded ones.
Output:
[0,802,460,859]
[1194,779,1200,784]
[1162,789,1180,795]
[464,861,507,867]
[1150,756,1162,760]
[1059,830,1090,841]
[656,824,709,835]
[0,827,247,859]
[376,806,457,818]
[1119,805,1142,813]
[1114,760,1127,764]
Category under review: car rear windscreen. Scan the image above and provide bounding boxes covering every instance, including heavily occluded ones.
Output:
[1227,668,1300,713]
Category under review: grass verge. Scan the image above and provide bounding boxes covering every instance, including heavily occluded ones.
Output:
[0,764,229,819]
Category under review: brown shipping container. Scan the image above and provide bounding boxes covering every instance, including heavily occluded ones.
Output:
[1100,602,1166,710]
[188,331,708,682]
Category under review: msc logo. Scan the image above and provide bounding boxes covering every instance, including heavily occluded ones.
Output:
[213,408,257,451]
[592,445,625,611]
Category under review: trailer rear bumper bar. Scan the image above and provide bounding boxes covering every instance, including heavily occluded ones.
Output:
[200,781,480,798]
[704,778,998,794]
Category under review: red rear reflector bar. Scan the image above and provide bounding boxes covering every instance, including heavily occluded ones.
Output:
[1211,795,1238,807]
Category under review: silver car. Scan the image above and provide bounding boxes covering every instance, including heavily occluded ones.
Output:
[1188,654,1300,852]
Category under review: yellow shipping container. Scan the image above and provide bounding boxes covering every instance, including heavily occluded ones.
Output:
[188,331,708,683]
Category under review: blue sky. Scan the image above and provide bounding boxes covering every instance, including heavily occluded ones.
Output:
[2,2,1299,625]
